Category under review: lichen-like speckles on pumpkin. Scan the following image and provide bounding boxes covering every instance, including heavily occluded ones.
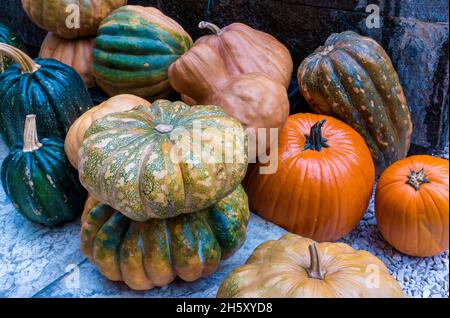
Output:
[79,100,248,221]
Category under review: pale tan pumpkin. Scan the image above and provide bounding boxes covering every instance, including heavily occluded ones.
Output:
[39,33,95,87]
[217,234,404,298]
[64,94,150,168]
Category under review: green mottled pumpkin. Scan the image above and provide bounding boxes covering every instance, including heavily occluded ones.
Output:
[0,43,93,148]
[1,115,87,226]
[81,184,250,290]
[298,31,412,174]
[0,23,25,72]
[92,5,193,100]
[79,100,248,221]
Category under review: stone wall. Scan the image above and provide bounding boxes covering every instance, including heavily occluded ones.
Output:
[0,0,448,152]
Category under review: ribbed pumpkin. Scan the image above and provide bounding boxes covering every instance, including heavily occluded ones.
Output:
[195,21,293,89]
[0,22,25,72]
[245,113,375,242]
[39,32,95,88]
[298,31,412,174]
[21,0,128,39]
[65,94,150,168]
[376,155,449,257]
[81,184,249,290]
[1,115,87,226]
[169,44,289,159]
[217,234,404,298]
[0,43,93,148]
[92,5,193,100]
[79,100,248,221]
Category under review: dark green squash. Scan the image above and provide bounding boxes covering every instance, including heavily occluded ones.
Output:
[0,43,93,147]
[298,31,413,174]
[81,184,250,290]
[1,115,87,226]
[92,5,193,100]
[0,23,25,72]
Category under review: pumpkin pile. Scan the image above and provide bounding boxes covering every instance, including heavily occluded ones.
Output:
[0,2,448,297]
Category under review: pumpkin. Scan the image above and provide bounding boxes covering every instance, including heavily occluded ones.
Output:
[65,94,150,169]
[298,31,412,174]
[244,113,375,242]
[195,21,293,89]
[217,233,404,298]
[169,44,289,159]
[92,5,193,100]
[79,99,248,221]
[375,155,449,257]
[0,43,93,148]
[0,22,25,72]
[39,32,95,88]
[21,0,128,39]
[1,115,87,226]
[81,184,249,290]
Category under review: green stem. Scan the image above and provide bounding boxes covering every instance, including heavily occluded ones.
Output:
[303,119,329,151]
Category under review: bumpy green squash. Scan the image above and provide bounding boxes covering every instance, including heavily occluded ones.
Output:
[92,5,193,100]
[298,31,412,173]
[81,185,250,290]
[0,43,93,147]
[79,100,248,221]
[0,23,25,72]
[1,115,87,226]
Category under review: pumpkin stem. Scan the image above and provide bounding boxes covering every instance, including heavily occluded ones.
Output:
[306,244,324,280]
[406,168,431,191]
[303,119,329,151]
[23,115,42,152]
[198,21,223,35]
[0,43,40,74]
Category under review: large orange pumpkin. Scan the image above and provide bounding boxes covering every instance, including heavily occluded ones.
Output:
[375,155,449,257]
[244,113,375,242]
[39,33,95,87]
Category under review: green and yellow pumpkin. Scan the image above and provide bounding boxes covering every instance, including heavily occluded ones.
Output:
[92,5,193,100]
[0,23,25,72]
[1,115,87,226]
[0,43,93,147]
[298,31,412,174]
[79,100,248,221]
[81,185,250,290]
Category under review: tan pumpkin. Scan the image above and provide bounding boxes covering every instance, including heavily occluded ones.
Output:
[169,44,289,159]
[39,33,95,87]
[217,234,404,298]
[21,0,128,39]
[376,155,449,257]
[64,94,150,168]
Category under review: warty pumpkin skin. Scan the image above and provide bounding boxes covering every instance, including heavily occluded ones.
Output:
[0,43,93,148]
[1,115,87,226]
[217,234,404,298]
[81,185,250,290]
[298,31,412,174]
[0,23,25,72]
[21,0,128,39]
[92,5,193,100]
[169,44,289,159]
[244,113,375,242]
[39,33,95,88]
[375,155,449,257]
[79,100,248,221]
[64,94,151,169]
[196,21,293,89]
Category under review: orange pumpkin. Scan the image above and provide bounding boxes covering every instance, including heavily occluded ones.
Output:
[244,113,375,242]
[39,33,95,87]
[375,155,449,257]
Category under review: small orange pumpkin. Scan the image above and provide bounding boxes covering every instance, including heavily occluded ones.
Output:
[244,113,375,242]
[39,33,95,87]
[375,155,449,257]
